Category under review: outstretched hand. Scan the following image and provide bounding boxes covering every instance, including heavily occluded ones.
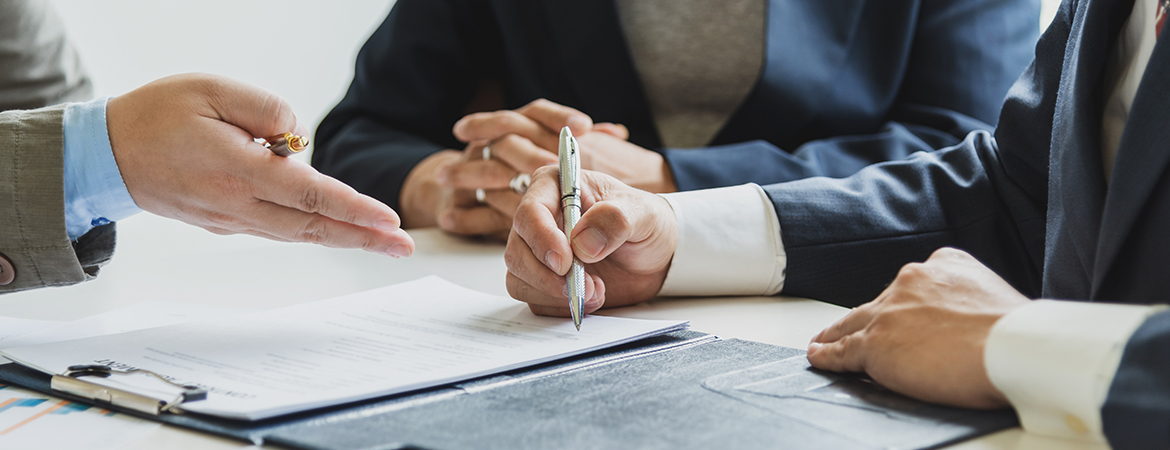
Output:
[807,248,1028,409]
[108,73,414,257]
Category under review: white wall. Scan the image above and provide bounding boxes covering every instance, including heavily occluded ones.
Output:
[46,0,397,164]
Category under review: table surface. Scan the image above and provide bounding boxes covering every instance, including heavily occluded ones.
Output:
[0,214,1102,450]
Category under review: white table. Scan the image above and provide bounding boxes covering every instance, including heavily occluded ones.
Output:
[0,214,1100,450]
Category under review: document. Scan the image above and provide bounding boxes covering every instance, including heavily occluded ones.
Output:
[1,277,687,420]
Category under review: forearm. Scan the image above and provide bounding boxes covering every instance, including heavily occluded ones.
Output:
[664,109,987,192]
[766,131,1045,307]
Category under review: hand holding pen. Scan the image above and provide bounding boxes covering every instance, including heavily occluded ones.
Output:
[503,133,679,320]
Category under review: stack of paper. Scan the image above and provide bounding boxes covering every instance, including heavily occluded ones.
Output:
[2,277,687,420]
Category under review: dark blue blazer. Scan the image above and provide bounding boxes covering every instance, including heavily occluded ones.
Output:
[312,0,1038,212]
[764,0,1170,445]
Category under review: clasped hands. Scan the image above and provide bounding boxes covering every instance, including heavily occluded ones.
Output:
[399,99,677,238]
[505,168,1031,410]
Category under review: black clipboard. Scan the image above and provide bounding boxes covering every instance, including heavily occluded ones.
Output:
[0,330,1017,450]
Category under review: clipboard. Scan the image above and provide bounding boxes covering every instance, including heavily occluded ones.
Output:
[0,330,1018,450]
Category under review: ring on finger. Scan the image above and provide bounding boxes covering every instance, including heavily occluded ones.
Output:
[482,145,491,161]
[509,173,532,194]
[475,188,487,204]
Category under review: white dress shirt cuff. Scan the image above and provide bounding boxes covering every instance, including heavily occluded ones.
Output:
[62,96,142,240]
[985,300,1167,441]
[657,184,785,297]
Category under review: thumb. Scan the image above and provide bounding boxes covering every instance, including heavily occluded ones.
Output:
[190,73,305,139]
[568,176,665,264]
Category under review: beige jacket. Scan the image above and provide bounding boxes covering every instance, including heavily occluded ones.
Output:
[0,0,115,293]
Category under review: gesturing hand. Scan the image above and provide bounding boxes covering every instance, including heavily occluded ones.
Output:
[807,248,1028,409]
[107,73,414,257]
[505,167,678,317]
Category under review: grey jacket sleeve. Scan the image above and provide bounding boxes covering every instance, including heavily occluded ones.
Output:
[0,0,115,294]
[0,0,92,109]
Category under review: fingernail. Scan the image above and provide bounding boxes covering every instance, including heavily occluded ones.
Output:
[452,118,467,136]
[436,167,450,185]
[807,342,822,355]
[545,251,562,273]
[373,219,398,232]
[567,115,590,132]
[384,244,411,258]
[585,289,602,308]
[573,227,607,259]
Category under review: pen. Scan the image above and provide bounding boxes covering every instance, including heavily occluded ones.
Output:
[558,127,586,330]
[263,132,309,157]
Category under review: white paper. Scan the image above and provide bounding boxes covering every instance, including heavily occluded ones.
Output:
[0,301,252,350]
[2,277,687,420]
[0,318,61,345]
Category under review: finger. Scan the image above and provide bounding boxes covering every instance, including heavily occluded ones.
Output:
[812,303,878,344]
[512,167,572,275]
[196,74,302,140]
[235,201,415,257]
[251,158,403,232]
[568,190,659,264]
[453,110,559,150]
[483,189,523,218]
[592,122,629,140]
[438,160,516,189]
[514,99,592,137]
[438,204,512,235]
[487,134,558,174]
[807,334,868,373]
[505,230,601,310]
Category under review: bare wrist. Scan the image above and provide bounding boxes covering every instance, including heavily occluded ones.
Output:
[400,150,461,228]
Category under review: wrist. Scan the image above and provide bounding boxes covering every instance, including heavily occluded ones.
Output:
[631,151,677,194]
[400,150,461,229]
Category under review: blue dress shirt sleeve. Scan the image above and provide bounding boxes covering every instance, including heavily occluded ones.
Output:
[62,96,141,240]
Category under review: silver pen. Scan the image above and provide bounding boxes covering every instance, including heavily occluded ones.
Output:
[558,127,586,330]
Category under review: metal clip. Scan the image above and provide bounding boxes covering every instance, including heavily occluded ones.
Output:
[50,364,207,416]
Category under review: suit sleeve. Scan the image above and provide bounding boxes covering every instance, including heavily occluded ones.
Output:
[761,0,1072,307]
[664,0,1041,191]
[0,0,115,294]
[0,107,115,294]
[1101,310,1170,449]
[311,0,501,212]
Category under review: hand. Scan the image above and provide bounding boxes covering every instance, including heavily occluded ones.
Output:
[107,73,414,257]
[401,98,620,237]
[807,248,1029,409]
[505,167,678,316]
[457,99,675,194]
[576,131,676,193]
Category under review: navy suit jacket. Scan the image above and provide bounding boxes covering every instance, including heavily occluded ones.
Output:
[764,0,1169,445]
[312,0,1038,212]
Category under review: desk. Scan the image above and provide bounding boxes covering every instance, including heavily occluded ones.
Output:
[0,214,1102,450]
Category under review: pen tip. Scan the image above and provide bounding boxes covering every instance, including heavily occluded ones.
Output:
[560,126,572,139]
[575,323,581,331]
